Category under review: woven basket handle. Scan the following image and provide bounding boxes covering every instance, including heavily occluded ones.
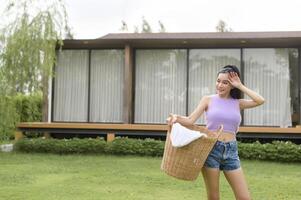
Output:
[168,123,223,139]
[184,124,223,139]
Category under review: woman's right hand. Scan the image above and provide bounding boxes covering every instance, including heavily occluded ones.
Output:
[204,125,223,138]
[166,113,177,125]
[206,131,218,138]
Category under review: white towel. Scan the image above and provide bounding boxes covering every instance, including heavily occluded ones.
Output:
[170,123,206,147]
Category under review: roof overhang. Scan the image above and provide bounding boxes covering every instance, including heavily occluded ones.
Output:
[61,31,301,49]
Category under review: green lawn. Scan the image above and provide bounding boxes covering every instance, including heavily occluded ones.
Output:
[0,152,300,200]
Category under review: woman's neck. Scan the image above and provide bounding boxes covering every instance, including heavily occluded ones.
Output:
[217,94,232,99]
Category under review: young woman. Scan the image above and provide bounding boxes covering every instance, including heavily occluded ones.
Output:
[167,65,265,200]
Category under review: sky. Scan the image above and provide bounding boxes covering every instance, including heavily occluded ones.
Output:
[2,0,301,39]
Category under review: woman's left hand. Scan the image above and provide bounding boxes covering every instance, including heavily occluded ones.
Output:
[228,71,242,88]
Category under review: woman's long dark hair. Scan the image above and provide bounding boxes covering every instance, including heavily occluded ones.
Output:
[217,65,242,99]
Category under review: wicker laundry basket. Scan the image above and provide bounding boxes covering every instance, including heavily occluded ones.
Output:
[161,124,221,181]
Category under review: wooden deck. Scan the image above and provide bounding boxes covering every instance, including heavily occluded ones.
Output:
[16,122,301,141]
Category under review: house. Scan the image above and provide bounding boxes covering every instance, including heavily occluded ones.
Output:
[17,31,301,140]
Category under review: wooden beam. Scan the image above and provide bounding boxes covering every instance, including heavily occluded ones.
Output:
[123,44,134,123]
[17,122,168,131]
[238,127,301,133]
[17,122,301,134]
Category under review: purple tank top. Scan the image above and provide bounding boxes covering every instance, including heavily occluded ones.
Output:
[205,94,241,134]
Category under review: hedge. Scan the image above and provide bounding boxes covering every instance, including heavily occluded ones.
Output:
[13,92,42,123]
[14,137,164,157]
[0,96,17,140]
[0,93,42,140]
[238,140,301,162]
[14,137,301,162]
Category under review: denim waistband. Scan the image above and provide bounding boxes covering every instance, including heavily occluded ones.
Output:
[216,140,237,147]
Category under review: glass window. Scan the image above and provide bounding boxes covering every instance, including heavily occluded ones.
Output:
[53,50,89,122]
[243,48,293,127]
[135,49,187,123]
[90,50,124,123]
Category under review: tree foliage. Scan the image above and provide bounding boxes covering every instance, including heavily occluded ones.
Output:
[0,0,71,94]
[158,21,166,33]
[119,20,128,32]
[120,17,166,33]
[0,0,71,140]
[141,17,152,33]
[215,20,233,32]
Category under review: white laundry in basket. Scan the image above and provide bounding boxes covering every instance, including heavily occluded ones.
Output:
[170,123,207,147]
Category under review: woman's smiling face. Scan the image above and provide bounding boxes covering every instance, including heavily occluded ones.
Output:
[216,73,233,97]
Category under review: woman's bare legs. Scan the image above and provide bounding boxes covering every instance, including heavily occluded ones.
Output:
[223,167,251,200]
[202,167,221,200]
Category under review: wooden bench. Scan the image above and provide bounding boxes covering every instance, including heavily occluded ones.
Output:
[16,122,301,141]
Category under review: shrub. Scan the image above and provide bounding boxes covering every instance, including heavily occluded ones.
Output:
[107,137,164,156]
[0,96,18,140]
[238,141,301,162]
[0,93,42,141]
[14,137,107,154]
[13,93,42,122]
[14,137,301,162]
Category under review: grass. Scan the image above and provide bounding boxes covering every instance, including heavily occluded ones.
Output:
[0,152,300,200]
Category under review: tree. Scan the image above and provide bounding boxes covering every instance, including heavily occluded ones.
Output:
[134,25,139,33]
[141,17,152,33]
[215,20,233,32]
[119,20,128,32]
[158,21,166,33]
[120,17,166,33]
[0,0,71,140]
[1,0,71,94]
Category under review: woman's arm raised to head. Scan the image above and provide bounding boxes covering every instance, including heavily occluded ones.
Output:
[167,95,210,126]
[228,71,265,110]
[238,85,265,109]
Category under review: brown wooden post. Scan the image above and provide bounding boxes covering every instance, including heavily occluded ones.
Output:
[44,132,51,139]
[107,133,115,142]
[123,44,134,123]
[14,131,24,141]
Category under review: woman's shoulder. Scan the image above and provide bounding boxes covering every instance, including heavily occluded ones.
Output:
[203,94,217,100]
[200,94,216,103]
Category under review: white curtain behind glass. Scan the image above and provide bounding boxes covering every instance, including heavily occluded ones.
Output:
[244,48,292,127]
[135,50,187,123]
[53,50,89,122]
[90,50,124,122]
[189,49,240,124]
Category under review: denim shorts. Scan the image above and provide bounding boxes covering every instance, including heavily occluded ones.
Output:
[204,140,240,171]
